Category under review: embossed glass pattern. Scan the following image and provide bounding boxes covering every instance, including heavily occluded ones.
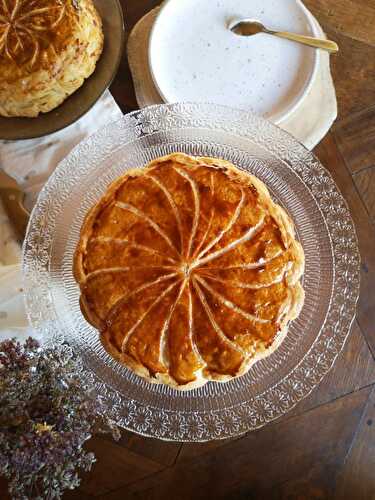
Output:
[23,103,360,441]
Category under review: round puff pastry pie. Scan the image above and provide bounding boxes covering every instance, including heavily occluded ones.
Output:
[0,0,103,117]
[74,153,305,390]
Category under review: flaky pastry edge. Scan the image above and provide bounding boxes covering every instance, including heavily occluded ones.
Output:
[73,153,305,390]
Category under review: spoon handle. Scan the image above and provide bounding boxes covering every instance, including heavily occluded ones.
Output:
[269,30,339,53]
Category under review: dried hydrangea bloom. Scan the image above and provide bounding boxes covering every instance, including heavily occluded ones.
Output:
[0,337,119,499]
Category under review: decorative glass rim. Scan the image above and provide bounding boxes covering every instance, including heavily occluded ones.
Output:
[22,103,360,441]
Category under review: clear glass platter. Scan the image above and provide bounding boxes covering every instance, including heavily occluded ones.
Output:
[23,103,360,442]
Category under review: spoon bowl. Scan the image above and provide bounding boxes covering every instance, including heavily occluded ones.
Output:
[229,19,266,36]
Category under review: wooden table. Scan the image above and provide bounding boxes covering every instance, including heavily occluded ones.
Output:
[2,1,375,499]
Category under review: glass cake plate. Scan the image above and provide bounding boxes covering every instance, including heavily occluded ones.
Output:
[22,103,360,442]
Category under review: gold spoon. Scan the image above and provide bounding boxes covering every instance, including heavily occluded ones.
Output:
[229,19,339,53]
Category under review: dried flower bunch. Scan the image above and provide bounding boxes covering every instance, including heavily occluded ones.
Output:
[0,338,119,499]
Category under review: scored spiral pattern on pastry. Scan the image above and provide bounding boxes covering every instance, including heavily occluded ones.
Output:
[0,0,66,66]
[0,0,103,117]
[74,154,305,390]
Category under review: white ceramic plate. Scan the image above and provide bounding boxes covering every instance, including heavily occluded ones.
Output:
[149,0,319,124]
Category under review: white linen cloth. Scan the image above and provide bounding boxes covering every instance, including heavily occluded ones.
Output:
[0,91,122,342]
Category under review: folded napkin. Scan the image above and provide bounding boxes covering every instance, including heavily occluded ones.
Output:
[1,90,122,211]
[0,90,123,342]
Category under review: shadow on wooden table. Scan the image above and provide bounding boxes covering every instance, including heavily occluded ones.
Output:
[2,465,375,500]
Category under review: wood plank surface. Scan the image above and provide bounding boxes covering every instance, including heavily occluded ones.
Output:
[334,106,375,174]
[313,134,375,356]
[178,320,375,465]
[304,0,375,46]
[99,431,182,467]
[334,387,375,500]
[278,321,375,420]
[1,1,375,499]
[79,437,164,496]
[353,168,375,221]
[318,28,375,121]
[98,388,371,500]
[264,464,339,500]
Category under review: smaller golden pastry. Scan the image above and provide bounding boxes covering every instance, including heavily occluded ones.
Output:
[0,0,104,117]
[74,153,305,390]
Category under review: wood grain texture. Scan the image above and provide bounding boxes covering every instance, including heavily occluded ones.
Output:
[120,0,161,27]
[99,431,182,467]
[98,388,371,500]
[354,167,375,221]
[110,0,162,113]
[178,321,375,465]
[282,321,375,420]
[325,29,375,120]
[79,437,163,496]
[304,0,375,46]
[313,134,375,356]
[222,464,339,500]
[334,106,375,174]
[334,387,375,500]
[303,0,375,121]
[175,437,242,465]
[64,491,93,500]
[267,464,338,500]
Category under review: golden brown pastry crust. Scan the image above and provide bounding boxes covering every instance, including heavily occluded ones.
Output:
[0,0,103,117]
[74,153,305,390]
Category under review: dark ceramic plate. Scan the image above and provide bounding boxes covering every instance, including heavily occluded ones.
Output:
[0,0,124,141]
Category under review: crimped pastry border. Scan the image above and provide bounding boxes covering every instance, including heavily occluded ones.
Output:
[73,153,305,390]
